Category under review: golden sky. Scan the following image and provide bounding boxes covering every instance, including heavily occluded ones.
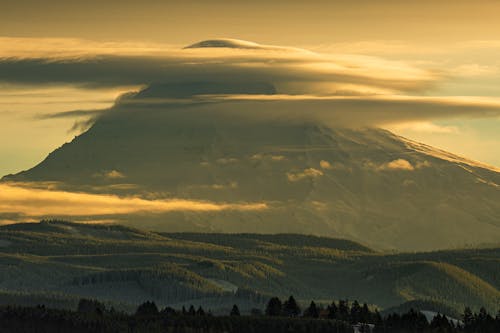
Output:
[3,1,500,44]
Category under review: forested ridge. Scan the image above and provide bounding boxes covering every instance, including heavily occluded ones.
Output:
[0,220,498,317]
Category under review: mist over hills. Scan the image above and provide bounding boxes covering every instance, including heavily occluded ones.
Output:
[2,80,500,251]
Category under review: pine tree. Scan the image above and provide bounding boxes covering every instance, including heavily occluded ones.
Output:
[161,306,177,316]
[373,309,383,327]
[430,313,453,331]
[230,304,240,316]
[338,300,350,321]
[304,301,319,318]
[463,306,474,328]
[350,300,361,323]
[327,301,338,319]
[196,306,205,316]
[283,296,301,317]
[265,297,282,317]
[361,303,370,323]
[135,301,158,316]
[77,298,105,316]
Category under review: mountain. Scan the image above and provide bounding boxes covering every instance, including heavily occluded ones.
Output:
[0,220,498,315]
[2,82,500,251]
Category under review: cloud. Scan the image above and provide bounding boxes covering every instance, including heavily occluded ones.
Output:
[105,170,125,179]
[216,157,239,165]
[378,159,415,171]
[17,86,499,133]
[287,168,324,182]
[36,108,105,119]
[0,84,126,114]
[0,37,436,94]
[2,37,500,132]
[250,154,286,161]
[0,183,267,219]
[374,159,431,172]
[92,170,126,180]
[181,94,500,127]
[0,37,180,59]
[452,64,499,77]
[319,160,333,169]
[271,155,286,161]
[190,182,239,191]
[388,121,460,134]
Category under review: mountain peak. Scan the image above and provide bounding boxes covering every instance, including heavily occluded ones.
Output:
[184,39,264,50]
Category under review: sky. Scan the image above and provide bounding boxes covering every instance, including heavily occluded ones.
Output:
[1,0,500,178]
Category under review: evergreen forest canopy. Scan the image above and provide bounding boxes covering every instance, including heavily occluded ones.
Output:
[0,220,498,321]
[0,296,499,333]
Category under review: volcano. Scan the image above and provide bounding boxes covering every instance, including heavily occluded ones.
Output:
[3,81,500,251]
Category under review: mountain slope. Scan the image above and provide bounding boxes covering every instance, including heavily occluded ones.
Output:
[2,84,500,251]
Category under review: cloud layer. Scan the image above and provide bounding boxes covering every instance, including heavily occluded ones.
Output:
[0,37,435,94]
[2,37,499,129]
[0,183,267,222]
[189,94,500,127]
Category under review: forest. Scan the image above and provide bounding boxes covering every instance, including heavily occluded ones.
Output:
[0,296,499,333]
[0,220,499,318]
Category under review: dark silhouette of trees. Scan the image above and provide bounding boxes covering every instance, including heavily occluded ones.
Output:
[196,306,206,316]
[327,301,338,319]
[161,306,176,316]
[303,301,319,318]
[230,304,240,316]
[77,298,105,316]
[430,313,452,331]
[464,307,498,333]
[401,308,429,331]
[265,297,282,316]
[135,300,159,316]
[463,306,474,329]
[283,295,301,317]
[350,300,362,323]
[361,303,370,323]
[338,299,350,321]
[0,296,499,333]
[372,309,383,328]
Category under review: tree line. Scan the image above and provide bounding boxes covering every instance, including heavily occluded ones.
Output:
[0,296,498,333]
[262,296,499,332]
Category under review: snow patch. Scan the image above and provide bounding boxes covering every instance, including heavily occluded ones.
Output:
[207,278,238,293]
[421,310,462,326]
[401,136,500,173]
[287,168,324,182]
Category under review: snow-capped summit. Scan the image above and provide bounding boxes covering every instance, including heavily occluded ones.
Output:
[184,38,264,49]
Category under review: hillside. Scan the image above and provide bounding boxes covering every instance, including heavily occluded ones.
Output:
[0,220,498,315]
